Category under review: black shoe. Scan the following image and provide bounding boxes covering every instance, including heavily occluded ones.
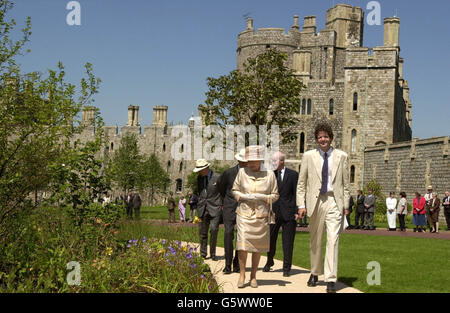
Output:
[262,261,274,272]
[354,225,360,229]
[369,227,375,230]
[307,274,318,287]
[233,266,240,273]
[283,271,290,277]
[223,266,232,274]
[211,256,218,261]
[413,228,417,232]
[326,282,336,293]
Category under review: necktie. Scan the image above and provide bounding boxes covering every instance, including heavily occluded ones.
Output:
[277,170,282,186]
[320,152,328,195]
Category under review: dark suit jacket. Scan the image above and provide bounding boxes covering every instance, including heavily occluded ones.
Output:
[197,171,223,218]
[131,194,141,209]
[348,195,354,213]
[356,194,365,213]
[218,164,240,222]
[273,167,299,222]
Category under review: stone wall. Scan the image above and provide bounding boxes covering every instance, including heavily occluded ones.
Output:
[364,137,450,221]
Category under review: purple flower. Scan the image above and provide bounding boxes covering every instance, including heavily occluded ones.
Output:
[169,261,174,266]
[201,274,205,279]
[161,240,166,244]
[126,244,131,248]
[186,253,192,260]
[168,246,176,255]
[128,240,133,243]
[142,236,146,242]
[190,263,197,269]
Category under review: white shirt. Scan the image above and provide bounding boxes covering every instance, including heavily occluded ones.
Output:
[386,197,397,211]
[318,147,334,193]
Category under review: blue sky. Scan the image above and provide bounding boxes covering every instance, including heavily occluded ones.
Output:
[10,0,450,139]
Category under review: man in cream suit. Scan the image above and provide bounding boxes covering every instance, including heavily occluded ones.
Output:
[297,122,350,293]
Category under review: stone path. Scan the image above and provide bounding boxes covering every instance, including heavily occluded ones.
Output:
[201,246,362,293]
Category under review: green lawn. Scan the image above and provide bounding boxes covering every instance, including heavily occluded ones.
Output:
[123,205,450,293]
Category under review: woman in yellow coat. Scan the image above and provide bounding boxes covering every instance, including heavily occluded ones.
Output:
[232,146,279,288]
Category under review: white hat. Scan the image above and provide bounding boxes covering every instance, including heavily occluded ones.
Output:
[193,159,211,173]
[235,148,247,162]
[427,185,433,190]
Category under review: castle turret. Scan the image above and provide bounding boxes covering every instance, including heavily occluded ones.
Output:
[383,17,400,48]
[82,106,96,126]
[152,105,168,126]
[126,105,140,126]
[302,16,316,33]
[325,4,364,48]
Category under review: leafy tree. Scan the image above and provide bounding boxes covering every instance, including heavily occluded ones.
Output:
[105,133,142,193]
[0,1,101,238]
[138,153,170,206]
[202,49,304,145]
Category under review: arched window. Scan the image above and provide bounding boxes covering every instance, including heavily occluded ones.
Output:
[350,165,355,184]
[301,99,306,115]
[180,144,184,153]
[375,141,387,146]
[353,92,358,111]
[167,160,171,171]
[163,143,166,152]
[351,129,357,152]
[163,125,168,135]
[176,179,182,192]
[329,99,334,115]
[307,99,312,115]
[299,132,305,154]
[110,142,114,151]
[179,161,183,172]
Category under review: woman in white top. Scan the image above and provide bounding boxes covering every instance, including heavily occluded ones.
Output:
[386,192,397,231]
[396,192,407,232]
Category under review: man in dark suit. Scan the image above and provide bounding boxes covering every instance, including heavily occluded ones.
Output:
[354,189,365,229]
[126,191,133,218]
[131,191,142,220]
[363,189,376,230]
[346,195,354,229]
[263,151,299,277]
[217,149,247,274]
[195,159,223,261]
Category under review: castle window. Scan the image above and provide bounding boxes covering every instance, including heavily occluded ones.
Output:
[301,99,306,115]
[350,165,355,184]
[163,125,168,135]
[266,44,271,49]
[176,179,182,192]
[163,143,166,152]
[299,132,305,154]
[180,144,184,153]
[110,142,114,151]
[351,129,357,152]
[329,99,334,115]
[375,141,387,146]
[307,99,312,115]
[167,160,171,171]
[353,92,358,111]
[179,162,183,173]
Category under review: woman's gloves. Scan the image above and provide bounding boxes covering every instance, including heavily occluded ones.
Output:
[239,193,267,202]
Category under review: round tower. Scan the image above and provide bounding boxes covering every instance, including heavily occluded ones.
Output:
[237,16,301,71]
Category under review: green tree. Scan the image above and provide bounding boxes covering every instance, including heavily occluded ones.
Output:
[0,1,101,237]
[202,49,304,145]
[106,133,142,193]
[138,153,170,206]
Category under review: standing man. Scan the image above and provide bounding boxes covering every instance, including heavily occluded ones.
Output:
[188,192,199,223]
[354,190,365,229]
[126,191,133,219]
[194,159,223,261]
[346,195,354,229]
[263,151,299,277]
[218,148,247,274]
[424,185,433,232]
[167,191,176,223]
[296,122,350,293]
[363,189,376,230]
[131,191,142,220]
[443,191,450,231]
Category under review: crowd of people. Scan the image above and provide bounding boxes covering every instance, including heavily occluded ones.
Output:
[343,187,449,233]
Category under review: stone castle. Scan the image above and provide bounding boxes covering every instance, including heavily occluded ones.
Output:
[79,4,449,209]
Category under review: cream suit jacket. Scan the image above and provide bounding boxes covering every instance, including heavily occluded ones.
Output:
[296,148,350,217]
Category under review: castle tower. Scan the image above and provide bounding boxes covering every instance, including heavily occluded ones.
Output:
[82,106,96,126]
[325,4,364,48]
[152,105,168,126]
[383,17,400,48]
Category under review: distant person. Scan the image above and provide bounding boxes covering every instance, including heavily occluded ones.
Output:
[188,192,199,223]
[178,195,187,223]
[396,192,407,232]
[413,192,426,232]
[167,191,176,223]
[424,185,433,232]
[386,192,397,231]
[354,190,365,229]
[443,191,450,231]
[346,195,354,230]
[363,189,376,230]
[131,192,142,220]
[429,192,440,233]
[126,191,133,218]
